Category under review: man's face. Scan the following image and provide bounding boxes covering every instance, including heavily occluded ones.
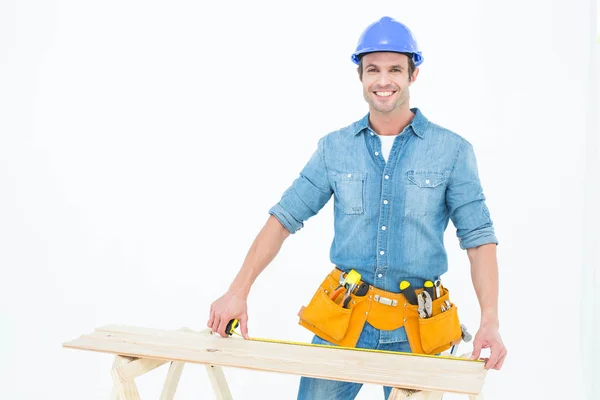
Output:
[359,52,417,114]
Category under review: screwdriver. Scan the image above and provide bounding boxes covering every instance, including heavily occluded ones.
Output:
[424,280,435,299]
[400,281,418,305]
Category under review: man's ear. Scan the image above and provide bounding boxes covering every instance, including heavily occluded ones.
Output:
[409,67,419,84]
[357,67,362,82]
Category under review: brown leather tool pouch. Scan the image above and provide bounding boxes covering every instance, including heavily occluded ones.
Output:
[404,285,462,355]
[297,271,369,347]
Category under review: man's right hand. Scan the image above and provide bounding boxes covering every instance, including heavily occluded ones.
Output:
[207,291,249,339]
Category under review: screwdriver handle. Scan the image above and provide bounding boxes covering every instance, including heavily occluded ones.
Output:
[400,280,418,305]
[424,280,435,299]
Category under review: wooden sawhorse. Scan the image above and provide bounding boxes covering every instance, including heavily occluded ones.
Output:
[63,325,486,399]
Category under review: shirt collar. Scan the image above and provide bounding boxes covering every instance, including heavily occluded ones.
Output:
[354,107,428,139]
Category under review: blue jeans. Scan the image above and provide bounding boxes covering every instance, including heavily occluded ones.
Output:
[297,322,413,399]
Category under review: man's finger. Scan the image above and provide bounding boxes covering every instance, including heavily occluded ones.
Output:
[494,349,507,370]
[216,317,227,338]
[470,340,483,360]
[211,314,221,333]
[207,308,215,329]
[485,345,501,370]
[239,315,249,339]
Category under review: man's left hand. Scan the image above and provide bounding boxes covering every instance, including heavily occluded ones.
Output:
[470,324,507,370]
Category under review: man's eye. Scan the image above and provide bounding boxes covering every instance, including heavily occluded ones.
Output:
[367,69,376,73]
[391,69,401,72]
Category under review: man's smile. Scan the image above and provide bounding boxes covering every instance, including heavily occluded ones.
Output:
[374,91,396,97]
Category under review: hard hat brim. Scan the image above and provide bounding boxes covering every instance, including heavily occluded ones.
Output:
[351,49,423,66]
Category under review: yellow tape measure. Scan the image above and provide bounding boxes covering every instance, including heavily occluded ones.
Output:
[225,319,482,363]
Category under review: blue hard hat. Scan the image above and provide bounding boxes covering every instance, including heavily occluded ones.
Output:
[351,16,423,67]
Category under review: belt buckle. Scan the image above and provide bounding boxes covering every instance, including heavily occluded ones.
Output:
[373,294,398,307]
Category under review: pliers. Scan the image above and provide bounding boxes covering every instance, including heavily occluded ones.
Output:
[417,291,433,318]
[330,270,362,308]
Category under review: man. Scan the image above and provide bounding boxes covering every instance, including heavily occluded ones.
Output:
[207,16,507,399]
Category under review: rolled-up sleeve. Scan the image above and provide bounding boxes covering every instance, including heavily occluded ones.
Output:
[446,140,499,249]
[268,137,333,234]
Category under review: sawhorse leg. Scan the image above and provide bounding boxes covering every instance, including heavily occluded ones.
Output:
[107,329,232,400]
[109,355,186,400]
[201,328,233,399]
[206,364,233,400]
[110,356,141,400]
[160,361,185,400]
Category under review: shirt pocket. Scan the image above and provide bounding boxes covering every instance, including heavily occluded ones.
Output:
[331,172,367,215]
[404,171,449,216]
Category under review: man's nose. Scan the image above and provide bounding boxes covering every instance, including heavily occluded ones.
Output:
[377,72,390,86]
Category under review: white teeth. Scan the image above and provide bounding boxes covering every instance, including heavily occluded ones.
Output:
[375,91,394,97]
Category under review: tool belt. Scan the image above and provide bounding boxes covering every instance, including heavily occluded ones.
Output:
[297,268,462,355]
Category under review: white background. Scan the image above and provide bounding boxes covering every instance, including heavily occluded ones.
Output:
[1,0,598,399]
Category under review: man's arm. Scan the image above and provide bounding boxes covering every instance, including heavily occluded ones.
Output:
[467,243,507,370]
[228,215,291,297]
[208,215,290,338]
[445,140,505,370]
[468,243,499,327]
[207,136,332,339]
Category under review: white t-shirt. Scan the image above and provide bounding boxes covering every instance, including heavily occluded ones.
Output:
[377,133,400,162]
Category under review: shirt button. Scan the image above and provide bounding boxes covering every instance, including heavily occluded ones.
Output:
[380,251,385,255]
[383,200,388,204]
[425,179,430,184]
[347,174,352,178]
[370,132,374,136]
[381,226,386,230]
[375,152,379,156]
[385,175,389,180]
[378,273,383,278]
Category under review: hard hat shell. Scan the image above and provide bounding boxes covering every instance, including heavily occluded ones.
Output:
[351,16,423,67]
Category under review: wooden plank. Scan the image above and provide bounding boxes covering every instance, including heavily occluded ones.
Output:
[87,327,482,377]
[113,324,198,380]
[159,361,185,400]
[110,355,141,400]
[206,364,233,400]
[421,392,444,399]
[63,325,486,394]
[93,324,483,372]
[94,324,482,369]
[70,331,483,394]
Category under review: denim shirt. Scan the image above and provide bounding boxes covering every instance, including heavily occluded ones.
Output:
[269,108,498,294]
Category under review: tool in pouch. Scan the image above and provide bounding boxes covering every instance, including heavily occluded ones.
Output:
[403,278,464,355]
[296,268,464,356]
[423,280,435,299]
[450,324,473,356]
[399,280,418,305]
[328,269,362,308]
[417,291,433,319]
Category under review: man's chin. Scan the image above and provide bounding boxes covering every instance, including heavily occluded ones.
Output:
[371,104,396,113]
